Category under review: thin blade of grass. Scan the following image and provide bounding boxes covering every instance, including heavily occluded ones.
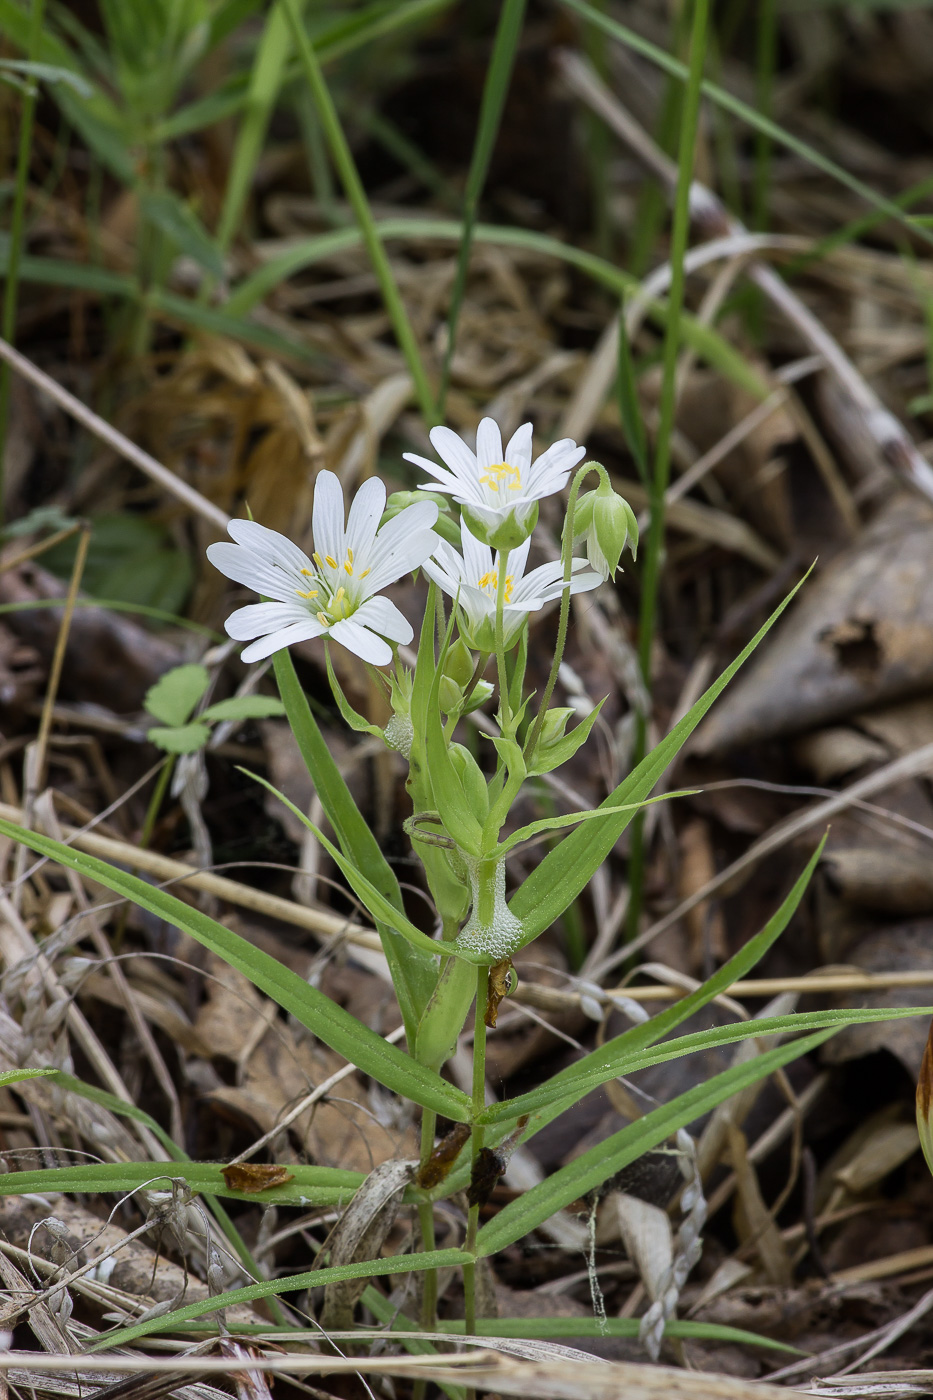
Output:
[439,0,527,411]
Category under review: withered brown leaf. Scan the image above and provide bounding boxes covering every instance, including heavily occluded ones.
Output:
[221,1163,295,1193]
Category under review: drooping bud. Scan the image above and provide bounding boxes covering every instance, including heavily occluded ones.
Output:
[573,479,638,580]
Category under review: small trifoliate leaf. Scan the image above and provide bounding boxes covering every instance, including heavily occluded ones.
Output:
[144,664,210,726]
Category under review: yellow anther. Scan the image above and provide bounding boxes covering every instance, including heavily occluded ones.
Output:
[300,567,314,576]
[334,587,346,603]
[325,554,338,569]
[347,547,354,563]
[360,567,371,578]
[317,611,328,626]
[296,588,319,600]
[477,570,514,601]
[313,552,324,568]
[344,562,354,575]
[479,460,522,492]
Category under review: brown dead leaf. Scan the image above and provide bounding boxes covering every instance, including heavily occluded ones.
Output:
[694,494,933,752]
[221,1164,295,1193]
[821,919,933,1076]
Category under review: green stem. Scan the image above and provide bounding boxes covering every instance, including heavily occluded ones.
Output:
[439,0,527,413]
[494,553,511,733]
[464,964,488,1336]
[627,0,710,945]
[0,0,46,524]
[417,1108,438,1332]
[279,0,437,424]
[524,462,608,767]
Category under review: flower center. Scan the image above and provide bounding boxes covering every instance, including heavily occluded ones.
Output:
[477,569,514,603]
[479,460,521,493]
[295,551,371,624]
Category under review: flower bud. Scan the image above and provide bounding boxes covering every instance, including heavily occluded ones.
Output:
[444,638,476,689]
[574,480,638,580]
[537,706,575,752]
[384,490,459,545]
[462,499,539,553]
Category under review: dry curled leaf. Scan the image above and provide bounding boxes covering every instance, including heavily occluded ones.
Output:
[416,1121,471,1190]
[485,956,514,1028]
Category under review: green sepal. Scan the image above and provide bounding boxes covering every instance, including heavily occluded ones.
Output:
[324,645,383,738]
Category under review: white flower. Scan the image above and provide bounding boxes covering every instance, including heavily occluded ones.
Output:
[207,471,438,666]
[403,417,586,551]
[423,520,602,652]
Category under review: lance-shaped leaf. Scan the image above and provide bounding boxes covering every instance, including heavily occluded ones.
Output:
[0,816,471,1122]
[509,575,808,943]
[917,1017,933,1178]
[244,769,485,966]
[273,649,435,1035]
[485,842,824,1123]
[0,1161,365,1209]
[474,1028,835,1256]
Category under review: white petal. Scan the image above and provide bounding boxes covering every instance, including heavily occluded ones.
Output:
[226,519,313,574]
[504,536,531,581]
[240,618,327,663]
[429,425,479,480]
[475,417,504,470]
[207,542,303,604]
[410,459,484,504]
[504,422,533,475]
[312,469,346,563]
[345,476,385,560]
[354,595,413,644]
[460,520,492,580]
[328,618,393,665]
[225,600,309,639]
[526,440,585,494]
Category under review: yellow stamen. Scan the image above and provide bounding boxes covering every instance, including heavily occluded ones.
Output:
[317,611,328,626]
[344,562,354,575]
[296,588,319,600]
[300,567,314,576]
[347,547,354,563]
[360,567,371,578]
[477,570,514,602]
[334,587,346,603]
[325,554,338,569]
[479,460,522,492]
[313,552,324,568]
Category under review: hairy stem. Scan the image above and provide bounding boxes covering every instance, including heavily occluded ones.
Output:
[417,1108,438,1332]
[464,964,489,1336]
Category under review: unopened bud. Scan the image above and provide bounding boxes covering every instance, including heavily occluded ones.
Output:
[574,479,638,580]
[537,706,575,751]
[443,638,476,689]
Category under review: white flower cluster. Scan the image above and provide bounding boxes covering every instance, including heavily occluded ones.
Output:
[208,418,601,666]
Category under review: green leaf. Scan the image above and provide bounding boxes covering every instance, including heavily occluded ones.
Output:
[91,1248,474,1351]
[0,1067,54,1086]
[488,841,825,1125]
[526,700,604,777]
[424,618,485,857]
[482,1006,931,1128]
[475,1028,835,1256]
[199,695,286,723]
[509,574,809,944]
[144,664,210,725]
[323,646,383,737]
[433,1316,796,1353]
[146,722,210,754]
[139,190,226,280]
[0,57,94,95]
[273,649,436,1036]
[0,815,471,1123]
[244,768,482,966]
[0,1160,364,1209]
[492,790,691,861]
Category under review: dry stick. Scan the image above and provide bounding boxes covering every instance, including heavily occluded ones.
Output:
[595,739,933,976]
[0,337,230,531]
[0,800,381,949]
[556,49,933,504]
[33,526,89,792]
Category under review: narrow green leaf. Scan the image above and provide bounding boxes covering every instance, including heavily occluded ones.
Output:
[493,791,691,860]
[509,573,809,942]
[481,1005,931,1127]
[0,815,470,1122]
[436,1316,795,1352]
[0,1067,54,1086]
[91,1248,473,1351]
[140,190,225,279]
[323,646,382,737]
[487,841,825,1124]
[475,1028,835,1255]
[273,649,436,1033]
[144,664,210,725]
[244,767,481,965]
[0,1160,364,1207]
